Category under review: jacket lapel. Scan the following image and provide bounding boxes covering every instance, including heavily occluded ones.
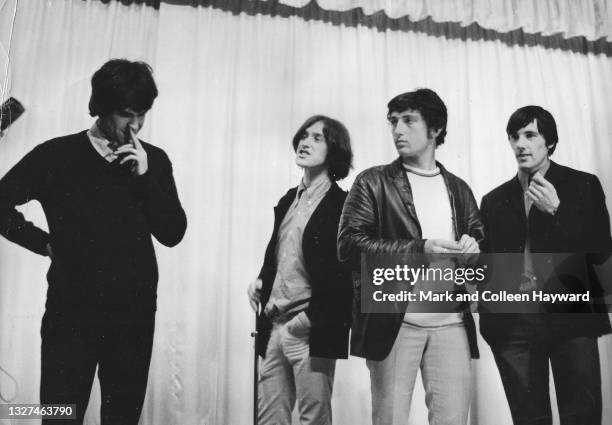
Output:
[505,175,527,225]
[542,160,567,189]
[273,188,298,227]
[303,182,340,236]
[437,162,459,239]
[529,160,566,243]
[389,158,421,235]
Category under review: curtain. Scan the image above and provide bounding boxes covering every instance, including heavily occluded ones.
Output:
[272,0,612,41]
[1,1,611,424]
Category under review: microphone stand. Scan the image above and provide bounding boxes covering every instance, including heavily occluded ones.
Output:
[251,304,260,425]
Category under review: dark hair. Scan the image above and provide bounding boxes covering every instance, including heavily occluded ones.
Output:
[292,115,353,181]
[89,59,158,117]
[506,106,558,155]
[387,88,448,146]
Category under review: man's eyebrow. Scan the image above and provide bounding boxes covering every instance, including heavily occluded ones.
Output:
[120,109,146,115]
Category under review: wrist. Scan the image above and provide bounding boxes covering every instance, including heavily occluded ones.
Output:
[549,200,560,216]
[422,239,430,254]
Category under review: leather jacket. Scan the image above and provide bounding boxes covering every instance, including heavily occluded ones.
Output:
[338,158,484,361]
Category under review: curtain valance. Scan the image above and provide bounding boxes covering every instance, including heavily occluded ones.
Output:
[273,0,612,42]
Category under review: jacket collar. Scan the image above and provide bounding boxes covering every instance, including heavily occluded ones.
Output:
[275,181,341,218]
[389,158,418,225]
[542,160,568,187]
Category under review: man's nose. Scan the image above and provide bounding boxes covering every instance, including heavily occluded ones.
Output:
[394,121,407,136]
[128,118,140,131]
[516,136,528,149]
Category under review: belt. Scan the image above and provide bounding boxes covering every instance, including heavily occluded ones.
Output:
[265,297,310,323]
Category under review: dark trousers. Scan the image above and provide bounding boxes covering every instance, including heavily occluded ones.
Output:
[490,317,601,425]
[40,311,155,425]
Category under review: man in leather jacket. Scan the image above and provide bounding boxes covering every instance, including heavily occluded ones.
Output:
[338,89,483,425]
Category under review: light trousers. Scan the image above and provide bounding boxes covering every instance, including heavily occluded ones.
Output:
[367,322,472,425]
[258,315,336,425]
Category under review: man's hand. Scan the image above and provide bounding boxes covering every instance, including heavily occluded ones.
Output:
[116,128,148,176]
[527,172,560,215]
[457,234,479,254]
[247,278,263,313]
[424,239,462,254]
[457,234,479,265]
[286,311,311,337]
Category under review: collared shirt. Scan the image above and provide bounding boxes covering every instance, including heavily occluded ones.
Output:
[87,121,118,163]
[518,160,551,287]
[518,160,551,215]
[264,174,332,320]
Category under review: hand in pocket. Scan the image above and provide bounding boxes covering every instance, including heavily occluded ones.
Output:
[286,311,311,337]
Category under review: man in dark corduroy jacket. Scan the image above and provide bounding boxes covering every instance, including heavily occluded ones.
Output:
[247,115,353,425]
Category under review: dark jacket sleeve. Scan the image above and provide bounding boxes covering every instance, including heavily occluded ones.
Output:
[552,174,611,262]
[257,221,278,304]
[0,145,50,256]
[479,194,491,254]
[337,172,425,269]
[257,189,294,284]
[464,184,485,243]
[132,149,186,247]
[307,192,351,324]
[258,230,277,286]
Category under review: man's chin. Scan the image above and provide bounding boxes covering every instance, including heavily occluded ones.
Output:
[396,147,415,158]
[397,150,419,161]
[517,163,535,173]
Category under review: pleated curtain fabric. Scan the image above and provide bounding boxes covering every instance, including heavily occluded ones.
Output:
[0,1,611,424]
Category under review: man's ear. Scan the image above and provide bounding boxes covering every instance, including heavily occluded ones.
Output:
[428,127,442,141]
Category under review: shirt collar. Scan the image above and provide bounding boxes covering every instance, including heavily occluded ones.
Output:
[87,121,118,161]
[297,173,332,201]
[402,162,441,177]
[518,159,551,191]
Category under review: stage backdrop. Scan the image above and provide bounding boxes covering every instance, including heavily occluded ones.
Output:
[0,0,611,424]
